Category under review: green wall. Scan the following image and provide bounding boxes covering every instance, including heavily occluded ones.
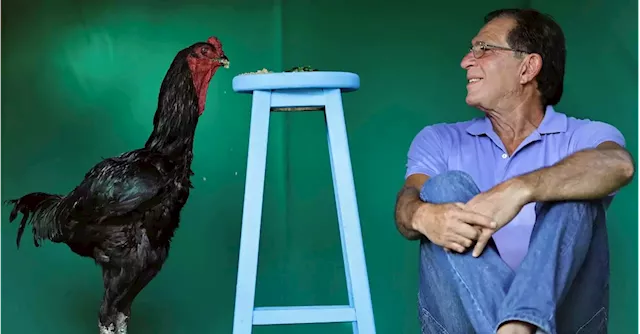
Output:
[2,0,637,333]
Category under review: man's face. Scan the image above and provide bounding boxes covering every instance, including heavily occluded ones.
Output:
[460,17,525,111]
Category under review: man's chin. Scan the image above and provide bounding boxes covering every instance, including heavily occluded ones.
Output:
[465,99,489,112]
[465,96,478,107]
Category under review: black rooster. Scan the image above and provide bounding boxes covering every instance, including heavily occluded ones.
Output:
[5,36,229,334]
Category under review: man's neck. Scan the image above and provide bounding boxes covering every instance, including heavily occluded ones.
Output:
[485,97,545,154]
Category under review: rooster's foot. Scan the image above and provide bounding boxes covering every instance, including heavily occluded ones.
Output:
[116,312,128,334]
[99,322,115,334]
[98,313,127,334]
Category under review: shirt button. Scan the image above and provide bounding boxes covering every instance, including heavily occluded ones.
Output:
[501,153,508,159]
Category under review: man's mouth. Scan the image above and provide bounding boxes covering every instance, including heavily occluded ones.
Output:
[468,78,482,83]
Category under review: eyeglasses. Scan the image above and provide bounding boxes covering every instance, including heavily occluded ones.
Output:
[469,42,530,58]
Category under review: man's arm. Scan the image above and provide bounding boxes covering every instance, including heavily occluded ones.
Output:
[396,124,444,240]
[514,141,635,203]
[394,173,429,240]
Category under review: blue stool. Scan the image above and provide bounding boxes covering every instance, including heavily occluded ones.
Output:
[231,71,376,333]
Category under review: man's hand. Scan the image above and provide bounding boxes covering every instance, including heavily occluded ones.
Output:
[412,202,497,253]
[465,178,533,257]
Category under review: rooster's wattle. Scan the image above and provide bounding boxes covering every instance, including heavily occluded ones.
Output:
[5,36,229,334]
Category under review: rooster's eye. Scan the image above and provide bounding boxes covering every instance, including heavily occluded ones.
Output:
[200,46,211,55]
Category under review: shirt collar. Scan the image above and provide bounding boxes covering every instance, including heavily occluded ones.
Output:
[465,105,568,136]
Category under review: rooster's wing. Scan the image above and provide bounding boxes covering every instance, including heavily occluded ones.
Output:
[63,151,169,225]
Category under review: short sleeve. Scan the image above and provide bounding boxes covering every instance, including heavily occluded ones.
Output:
[570,121,626,152]
[569,120,627,200]
[405,125,448,179]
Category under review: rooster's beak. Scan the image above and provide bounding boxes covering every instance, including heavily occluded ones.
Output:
[219,55,230,69]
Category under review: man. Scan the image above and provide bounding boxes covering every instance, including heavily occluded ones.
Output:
[394,8,635,334]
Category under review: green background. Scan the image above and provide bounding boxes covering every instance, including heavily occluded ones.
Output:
[2,0,637,333]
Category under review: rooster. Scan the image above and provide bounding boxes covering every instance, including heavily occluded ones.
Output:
[5,36,229,334]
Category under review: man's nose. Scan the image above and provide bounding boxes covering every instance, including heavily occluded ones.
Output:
[460,51,475,69]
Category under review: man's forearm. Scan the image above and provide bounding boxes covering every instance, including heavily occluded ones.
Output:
[515,143,635,203]
[394,186,424,240]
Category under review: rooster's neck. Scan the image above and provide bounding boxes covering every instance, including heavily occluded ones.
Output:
[144,59,201,160]
[144,107,198,159]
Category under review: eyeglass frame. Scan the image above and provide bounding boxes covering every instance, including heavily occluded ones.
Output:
[469,41,530,59]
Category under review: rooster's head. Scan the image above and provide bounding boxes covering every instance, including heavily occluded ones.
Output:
[185,36,230,115]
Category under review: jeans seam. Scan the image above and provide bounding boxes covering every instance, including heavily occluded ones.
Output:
[575,307,607,334]
[516,203,580,329]
[418,305,449,334]
[558,205,584,258]
[446,252,494,331]
[558,202,599,258]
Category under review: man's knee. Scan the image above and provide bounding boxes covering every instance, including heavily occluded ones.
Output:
[420,170,480,204]
[535,199,605,225]
[531,199,607,260]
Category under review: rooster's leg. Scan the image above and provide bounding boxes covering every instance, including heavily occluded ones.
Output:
[99,267,136,334]
[115,266,162,334]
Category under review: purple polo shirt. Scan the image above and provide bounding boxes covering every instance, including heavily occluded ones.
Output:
[405,106,626,269]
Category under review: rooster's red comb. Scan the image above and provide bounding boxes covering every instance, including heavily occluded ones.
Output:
[207,36,222,49]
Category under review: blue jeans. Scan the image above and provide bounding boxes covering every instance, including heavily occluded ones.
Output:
[417,171,609,334]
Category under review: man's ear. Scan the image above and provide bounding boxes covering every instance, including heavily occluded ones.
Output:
[519,53,543,84]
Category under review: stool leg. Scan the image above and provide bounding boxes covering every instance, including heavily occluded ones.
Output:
[233,90,272,334]
[323,88,376,334]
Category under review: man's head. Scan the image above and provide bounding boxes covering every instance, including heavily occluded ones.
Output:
[460,9,566,112]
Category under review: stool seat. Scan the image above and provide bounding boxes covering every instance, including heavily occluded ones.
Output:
[232,71,360,93]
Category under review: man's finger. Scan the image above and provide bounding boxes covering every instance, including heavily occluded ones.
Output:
[472,229,493,257]
[448,232,473,248]
[451,221,481,240]
[447,242,466,253]
[456,210,497,229]
[452,202,466,209]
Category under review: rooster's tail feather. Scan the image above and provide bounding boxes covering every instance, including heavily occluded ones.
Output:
[5,192,64,248]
